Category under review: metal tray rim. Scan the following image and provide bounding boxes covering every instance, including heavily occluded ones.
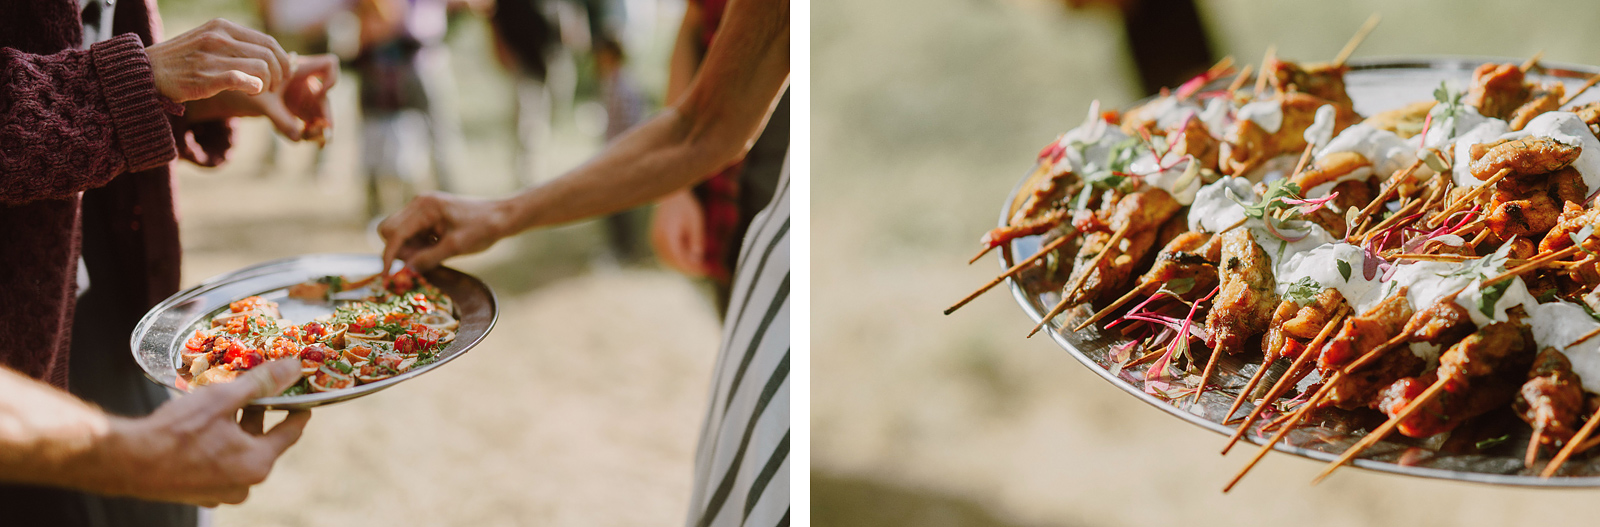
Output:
[131,253,499,410]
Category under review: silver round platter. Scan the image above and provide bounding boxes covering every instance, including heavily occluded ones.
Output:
[131,253,498,410]
[1003,57,1600,486]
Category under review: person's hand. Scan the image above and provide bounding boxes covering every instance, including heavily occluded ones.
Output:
[88,360,310,507]
[650,190,710,276]
[378,192,516,273]
[185,54,340,143]
[145,19,294,103]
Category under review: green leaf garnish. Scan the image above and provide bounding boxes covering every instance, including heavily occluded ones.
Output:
[1337,260,1352,282]
[1475,435,1510,451]
[1283,276,1322,305]
[1573,224,1597,257]
[1477,279,1512,319]
[1161,276,1196,296]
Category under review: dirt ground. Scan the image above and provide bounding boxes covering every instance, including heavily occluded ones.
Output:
[144,5,724,526]
[814,0,1600,526]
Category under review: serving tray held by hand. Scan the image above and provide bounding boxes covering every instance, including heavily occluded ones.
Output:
[132,254,497,410]
[1004,57,1600,487]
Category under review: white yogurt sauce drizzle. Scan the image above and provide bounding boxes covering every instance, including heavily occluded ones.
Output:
[1237,99,1284,134]
[1530,301,1600,394]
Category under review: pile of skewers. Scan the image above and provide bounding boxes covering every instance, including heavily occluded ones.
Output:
[947,16,1600,488]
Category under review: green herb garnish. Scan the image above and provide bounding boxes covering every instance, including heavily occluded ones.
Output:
[1336,260,1352,282]
[1283,276,1322,305]
[1475,435,1510,451]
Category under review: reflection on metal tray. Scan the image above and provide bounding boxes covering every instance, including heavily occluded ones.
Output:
[131,254,497,410]
[1003,57,1600,487]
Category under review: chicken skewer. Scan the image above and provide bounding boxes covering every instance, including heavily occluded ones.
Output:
[1313,321,1537,483]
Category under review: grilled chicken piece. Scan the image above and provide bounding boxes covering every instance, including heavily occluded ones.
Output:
[1382,322,1536,438]
[1292,151,1371,193]
[1330,343,1427,411]
[1486,181,1563,238]
[1317,290,1414,372]
[1402,292,1478,345]
[1571,101,1600,137]
[981,207,1070,251]
[1509,82,1566,131]
[1266,58,1353,108]
[1539,201,1600,253]
[1011,172,1082,226]
[1470,137,1581,181]
[1283,288,1345,341]
[1204,229,1281,355]
[1465,63,1531,121]
[1136,231,1220,300]
[1264,289,1346,363]
[1167,116,1220,171]
[1221,93,1363,175]
[1515,348,1587,446]
[1064,189,1182,305]
[1364,101,1436,138]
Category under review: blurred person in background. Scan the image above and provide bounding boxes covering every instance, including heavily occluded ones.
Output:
[492,0,650,263]
[350,0,467,218]
[1058,0,1214,94]
[651,0,790,315]
[0,1,336,524]
[594,33,650,264]
[377,0,789,523]
[252,0,344,179]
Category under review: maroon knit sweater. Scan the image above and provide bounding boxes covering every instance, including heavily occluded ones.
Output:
[0,0,230,388]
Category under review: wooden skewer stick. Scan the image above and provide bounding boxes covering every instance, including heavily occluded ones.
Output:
[1359,198,1424,244]
[1224,355,1280,425]
[1561,73,1600,106]
[1542,404,1600,477]
[1312,376,1452,484]
[1346,161,1422,240]
[1388,253,1535,266]
[1255,46,1277,96]
[1577,434,1600,456]
[1221,305,1349,454]
[1290,142,1318,178]
[1028,224,1132,337]
[1127,344,1169,368]
[1224,320,1414,491]
[1192,342,1226,405]
[966,243,992,264]
[1226,64,1254,98]
[947,232,1078,315]
[1224,370,1344,492]
[1207,56,1236,78]
[1521,50,1545,73]
[1075,281,1157,332]
[1570,326,1600,348]
[1528,409,1550,467]
[1429,168,1510,228]
[1332,14,1382,67]
[1482,244,1584,288]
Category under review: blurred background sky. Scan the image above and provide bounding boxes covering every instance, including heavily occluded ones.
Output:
[814,0,1600,526]
[152,0,727,525]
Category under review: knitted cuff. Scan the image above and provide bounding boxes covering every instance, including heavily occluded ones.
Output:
[90,33,177,172]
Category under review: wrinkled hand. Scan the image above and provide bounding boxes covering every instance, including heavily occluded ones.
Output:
[91,360,310,507]
[146,19,293,103]
[185,53,339,143]
[650,190,710,276]
[379,192,515,273]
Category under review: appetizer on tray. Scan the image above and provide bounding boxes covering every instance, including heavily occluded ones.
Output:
[949,23,1600,487]
[178,267,459,396]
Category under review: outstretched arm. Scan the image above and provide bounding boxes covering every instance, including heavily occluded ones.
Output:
[0,361,311,507]
[380,0,790,270]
